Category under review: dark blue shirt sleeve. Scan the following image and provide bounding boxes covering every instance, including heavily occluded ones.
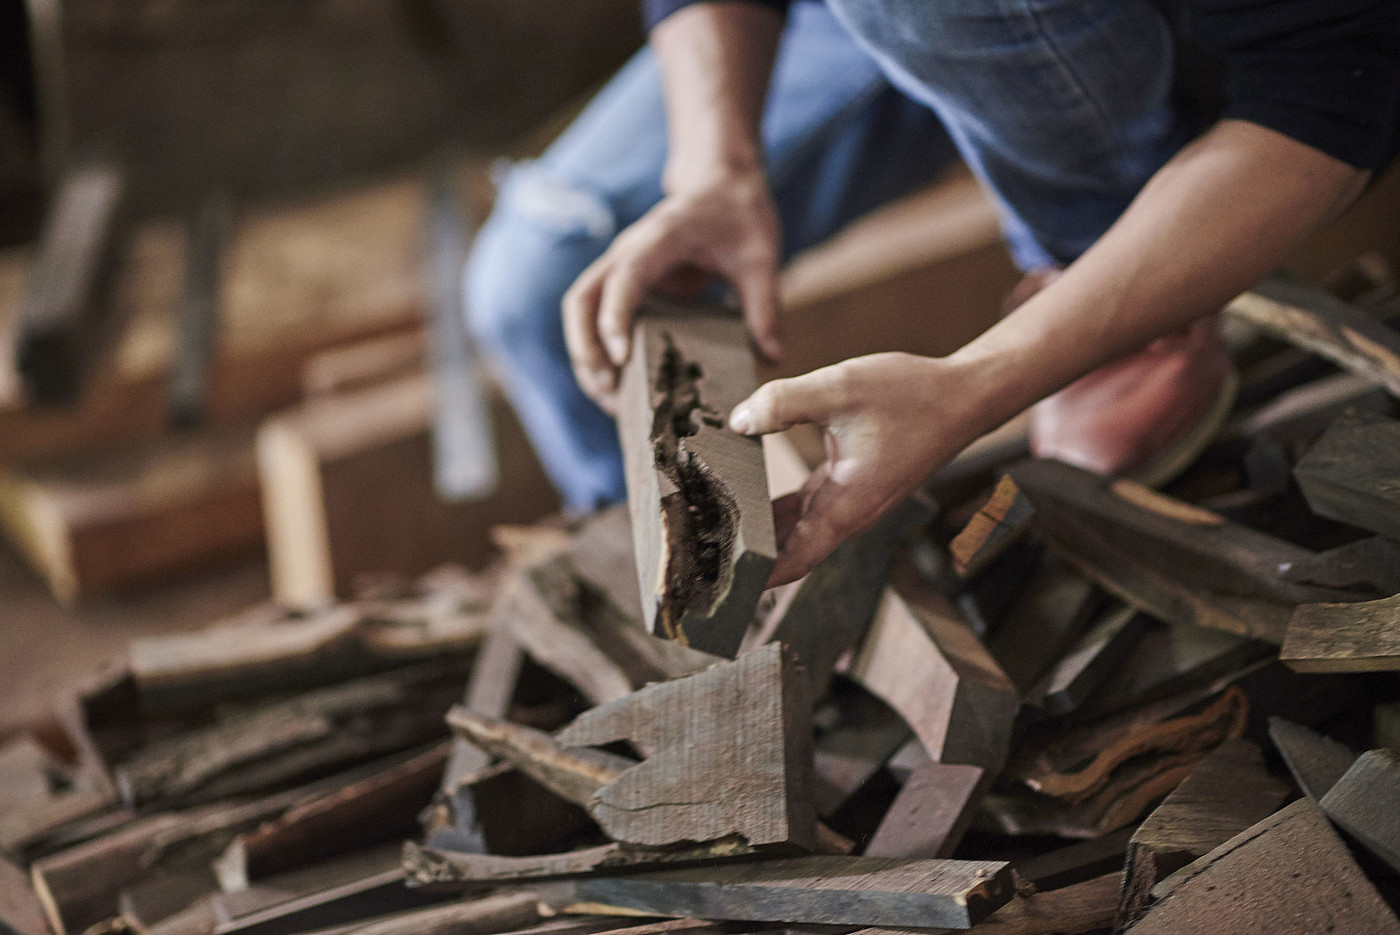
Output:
[644,0,789,30]
[1184,0,1400,168]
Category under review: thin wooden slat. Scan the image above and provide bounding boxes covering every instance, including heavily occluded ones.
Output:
[573,856,1013,930]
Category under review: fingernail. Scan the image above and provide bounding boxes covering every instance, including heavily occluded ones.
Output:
[729,406,752,434]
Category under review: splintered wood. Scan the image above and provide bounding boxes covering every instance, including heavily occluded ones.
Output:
[616,297,776,658]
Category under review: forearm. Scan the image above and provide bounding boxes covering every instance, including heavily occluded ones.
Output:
[947,119,1370,443]
[651,2,784,192]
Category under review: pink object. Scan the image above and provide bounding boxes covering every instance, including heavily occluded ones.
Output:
[1005,268,1237,485]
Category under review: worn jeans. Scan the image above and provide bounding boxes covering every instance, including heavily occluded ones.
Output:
[465,0,1188,511]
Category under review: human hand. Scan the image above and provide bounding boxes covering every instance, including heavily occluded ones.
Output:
[562,169,783,414]
[729,352,980,585]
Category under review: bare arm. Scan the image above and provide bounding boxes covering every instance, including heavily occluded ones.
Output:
[733,119,1369,584]
[563,2,785,411]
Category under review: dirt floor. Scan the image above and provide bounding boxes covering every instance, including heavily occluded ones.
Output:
[0,542,269,734]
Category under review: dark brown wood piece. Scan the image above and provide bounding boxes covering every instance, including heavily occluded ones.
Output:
[573,855,1013,929]
[1225,277,1400,398]
[556,643,816,850]
[1116,738,1291,928]
[1010,460,1359,644]
[1030,604,1147,716]
[329,890,542,935]
[1293,408,1400,539]
[1319,748,1400,875]
[615,296,776,658]
[1278,535,1400,597]
[988,566,1101,697]
[1134,799,1400,934]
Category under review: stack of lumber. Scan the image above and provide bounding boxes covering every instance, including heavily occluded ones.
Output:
[5,272,1400,935]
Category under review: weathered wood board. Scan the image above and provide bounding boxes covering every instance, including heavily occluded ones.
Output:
[573,855,1014,929]
[863,761,987,859]
[1281,590,1400,672]
[615,296,775,658]
[1134,799,1400,933]
[1116,738,1291,927]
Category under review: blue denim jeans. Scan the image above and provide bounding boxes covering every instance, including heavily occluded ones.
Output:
[465,0,1187,511]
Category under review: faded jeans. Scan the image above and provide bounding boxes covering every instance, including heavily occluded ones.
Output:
[465,0,1188,511]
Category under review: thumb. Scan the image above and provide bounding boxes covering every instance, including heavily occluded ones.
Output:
[729,364,848,436]
[734,266,783,362]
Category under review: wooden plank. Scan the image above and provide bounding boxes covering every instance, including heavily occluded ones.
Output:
[1231,371,1388,443]
[1030,605,1146,716]
[128,574,494,712]
[1116,739,1291,928]
[210,868,446,935]
[1281,590,1400,672]
[1225,277,1400,398]
[1293,408,1400,539]
[257,371,556,608]
[1010,460,1359,644]
[948,476,1033,580]
[422,762,595,864]
[1267,717,1356,801]
[14,163,125,404]
[615,296,775,658]
[845,564,1017,773]
[1319,748,1400,875]
[863,762,987,859]
[573,856,1013,929]
[1134,799,1400,933]
[402,840,766,889]
[0,426,262,604]
[837,871,1121,935]
[556,643,816,850]
[767,498,932,699]
[114,660,466,807]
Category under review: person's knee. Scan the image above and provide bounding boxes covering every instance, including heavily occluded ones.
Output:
[464,163,617,359]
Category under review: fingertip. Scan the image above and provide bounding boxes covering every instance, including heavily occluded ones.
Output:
[728,404,753,435]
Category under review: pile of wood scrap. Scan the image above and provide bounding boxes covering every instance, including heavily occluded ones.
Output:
[5,275,1400,935]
